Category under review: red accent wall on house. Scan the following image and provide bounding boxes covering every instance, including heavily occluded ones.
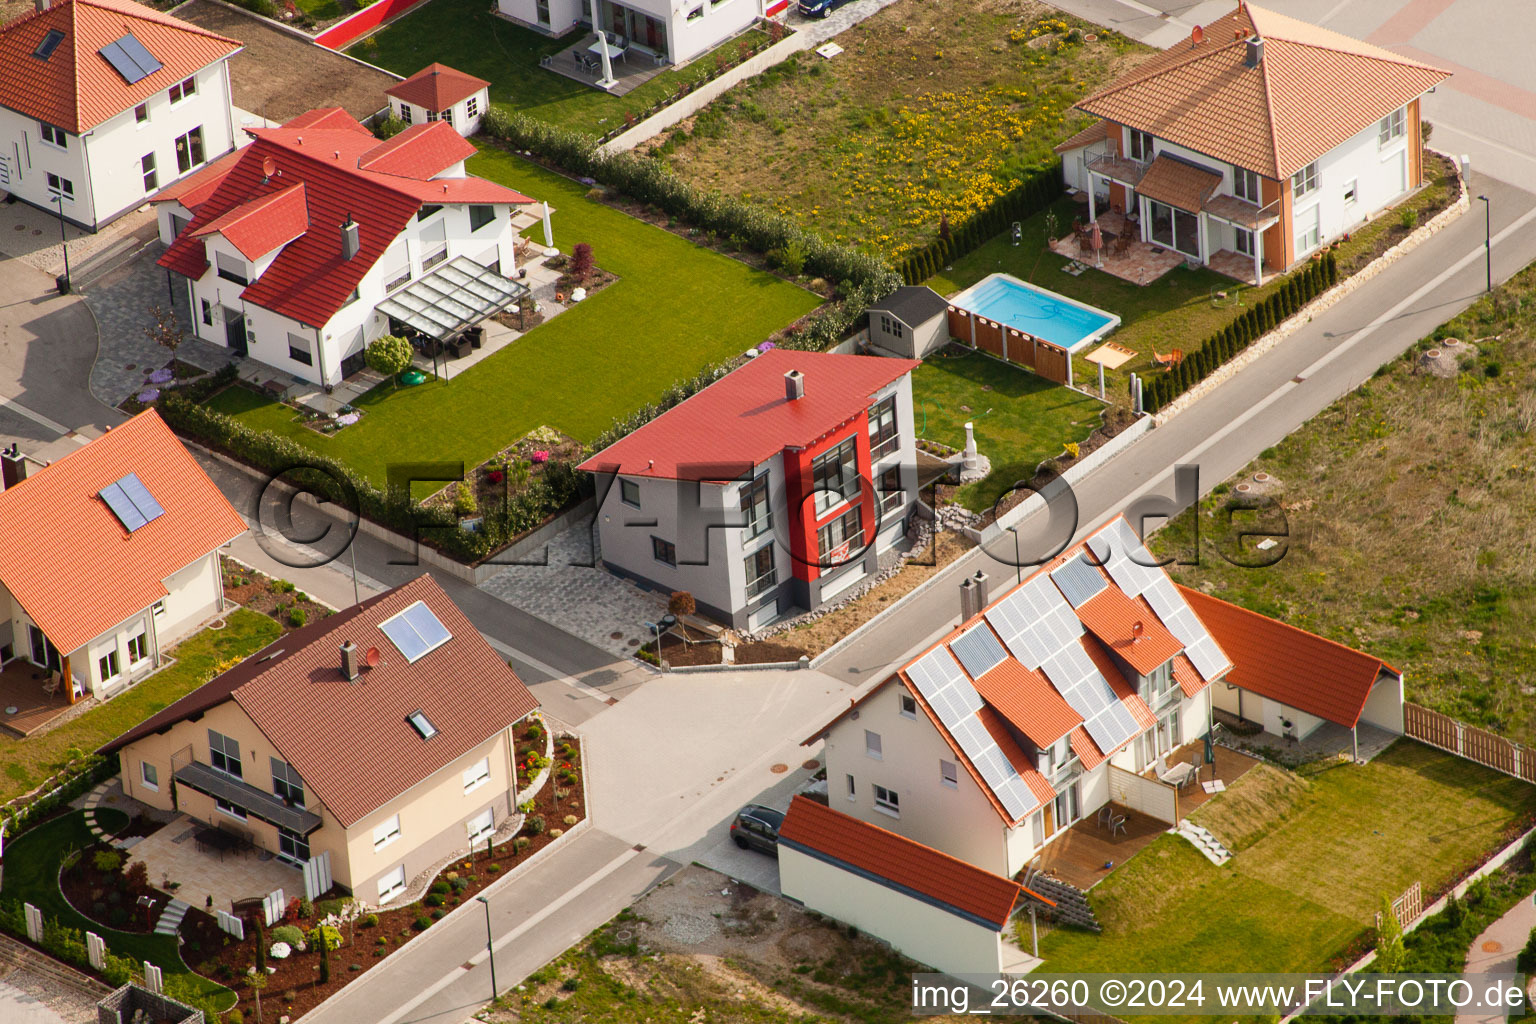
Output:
[782,412,876,584]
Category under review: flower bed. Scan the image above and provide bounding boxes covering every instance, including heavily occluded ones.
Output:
[60,836,168,935]
[195,731,585,1022]
[221,557,333,632]
[424,426,584,526]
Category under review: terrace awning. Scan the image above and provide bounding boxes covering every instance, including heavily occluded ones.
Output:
[174,760,324,835]
[375,255,530,342]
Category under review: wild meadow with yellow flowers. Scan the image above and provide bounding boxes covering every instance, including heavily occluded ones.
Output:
[651,0,1142,257]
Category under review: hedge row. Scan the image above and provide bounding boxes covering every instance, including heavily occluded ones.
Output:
[0,754,116,838]
[480,107,898,294]
[158,385,591,565]
[898,163,1064,285]
[1142,252,1337,413]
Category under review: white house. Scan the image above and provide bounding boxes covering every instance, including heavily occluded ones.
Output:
[804,515,1404,881]
[1055,2,1450,283]
[498,0,767,67]
[385,64,491,138]
[578,349,921,631]
[0,0,241,231]
[0,410,246,707]
[154,108,535,387]
[778,795,1049,976]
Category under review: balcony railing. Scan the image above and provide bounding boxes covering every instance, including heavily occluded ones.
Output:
[173,758,323,835]
[878,488,905,519]
[745,569,777,599]
[870,432,901,462]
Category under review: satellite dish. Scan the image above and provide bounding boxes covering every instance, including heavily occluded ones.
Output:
[262,156,276,178]
[365,647,381,667]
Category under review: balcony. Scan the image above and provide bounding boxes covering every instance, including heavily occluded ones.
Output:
[1085,152,1148,188]
[870,431,901,463]
[1203,193,1281,231]
[172,758,323,835]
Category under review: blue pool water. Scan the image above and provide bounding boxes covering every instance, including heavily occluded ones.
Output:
[954,275,1119,352]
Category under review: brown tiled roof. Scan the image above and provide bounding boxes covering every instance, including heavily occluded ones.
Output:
[778,796,1050,928]
[1076,2,1450,178]
[1133,155,1224,214]
[102,575,539,826]
[385,63,488,113]
[0,410,246,655]
[1054,118,1111,154]
[0,0,241,133]
[1179,586,1394,727]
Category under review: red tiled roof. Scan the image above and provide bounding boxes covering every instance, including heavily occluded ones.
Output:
[1083,635,1157,731]
[151,148,242,212]
[0,410,245,655]
[191,183,308,261]
[103,574,539,827]
[357,122,475,179]
[778,796,1048,928]
[977,706,1056,809]
[971,657,1081,748]
[385,62,489,112]
[580,349,919,481]
[1069,727,1106,771]
[1054,118,1111,154]
[1074,583,1183,676]
[1171,653,1205,698]
[1179,585,1395,727]
[0,0,240,133]
[156,109,530,327]
[1076,2,1450,178]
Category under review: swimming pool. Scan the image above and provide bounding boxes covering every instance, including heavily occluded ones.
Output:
[949,274,1120,352]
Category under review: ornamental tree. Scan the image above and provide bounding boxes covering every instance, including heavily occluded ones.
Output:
[365,334,414,388]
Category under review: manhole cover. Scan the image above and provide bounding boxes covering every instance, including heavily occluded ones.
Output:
[11,224,21,231]
[802,759,820,770]
[610,632,623,640]
[770,763,789,774]
[125,363,136,371]
[1484,940,1504,953]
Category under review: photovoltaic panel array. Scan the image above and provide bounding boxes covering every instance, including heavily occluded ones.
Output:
[906,648,1037,820]
[985,575,1083,671]
[380,601,453,662]
[1144,573,1229,679]
[1039,642,1141,754]
[1086,519,1163,599]
[1051,552,1108,608]
[950,624,1007,680]
[99,472,165,532]
[99,32,162,85]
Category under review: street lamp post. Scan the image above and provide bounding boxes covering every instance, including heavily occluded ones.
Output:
[1477,195,1491,293]
[476,895,497,1004]
[51,194,71,294]
[1006,523,1022,585]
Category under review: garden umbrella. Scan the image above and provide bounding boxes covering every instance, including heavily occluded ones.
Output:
[1088,220,1103,267]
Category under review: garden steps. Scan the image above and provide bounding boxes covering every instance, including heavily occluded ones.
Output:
[1020,870,1101,933]
[153,899,190,936]
[1175,821,1232,866]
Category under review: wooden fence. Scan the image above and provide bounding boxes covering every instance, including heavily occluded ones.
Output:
[1404,703,1536,783]
[1375,880,1423,930]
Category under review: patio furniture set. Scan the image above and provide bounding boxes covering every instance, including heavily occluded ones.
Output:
[570,33,629,76]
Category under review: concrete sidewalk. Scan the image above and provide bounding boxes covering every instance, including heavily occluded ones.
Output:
[1459,896,1536,1024]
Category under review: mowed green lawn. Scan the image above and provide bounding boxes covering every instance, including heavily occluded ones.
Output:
[208,151,820,487]
[911,351,1103,512]
[1041,742,1536,980]
[348,0,768,137]
[0,609,279,806]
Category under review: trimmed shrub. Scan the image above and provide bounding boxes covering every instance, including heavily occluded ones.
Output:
[270,925,304,949]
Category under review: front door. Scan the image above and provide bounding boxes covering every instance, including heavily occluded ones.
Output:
[224,311,247,357]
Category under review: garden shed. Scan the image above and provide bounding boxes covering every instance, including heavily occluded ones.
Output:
[866,286,951,359]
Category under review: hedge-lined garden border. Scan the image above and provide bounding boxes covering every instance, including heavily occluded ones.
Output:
[897,164,1064,285]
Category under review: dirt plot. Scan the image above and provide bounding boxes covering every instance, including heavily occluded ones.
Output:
[169,0,398,123]
[482,865,970,1024]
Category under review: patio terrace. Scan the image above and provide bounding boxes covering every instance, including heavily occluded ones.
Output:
[0,658,82,738]
[541,33,667,96]
[126,813,302,914]
[1052,209,1265,287]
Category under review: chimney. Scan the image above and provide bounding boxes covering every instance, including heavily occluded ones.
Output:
[341,215,360,260]
[1245,37,1264,67]
[784,369,805,401]
[959,570,990,621]
[340,640,360,682]
[33,0,48,12]
[0,443,26,490]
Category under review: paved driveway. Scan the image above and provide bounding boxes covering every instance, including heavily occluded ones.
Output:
[0,982,76,1024]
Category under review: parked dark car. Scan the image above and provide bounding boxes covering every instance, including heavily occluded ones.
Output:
[730,804,785,855]
[798,0,852,18]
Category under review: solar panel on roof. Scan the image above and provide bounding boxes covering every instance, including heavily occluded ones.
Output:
[950,624,1006,679]
[99,33,162,85]
[100,480,147,532]
[1040,642,1140,755]
[116,473,165,524]
[380,601,453,662]
[34,29,64,60]
[1051,553,1108,608]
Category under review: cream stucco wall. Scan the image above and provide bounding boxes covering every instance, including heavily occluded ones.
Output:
[779,844,1008,976]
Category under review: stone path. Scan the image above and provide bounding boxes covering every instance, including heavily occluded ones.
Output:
[0,198,155,275]
[1458,893,1536,1024]
[479,522,668,660]
[79,246,199,408]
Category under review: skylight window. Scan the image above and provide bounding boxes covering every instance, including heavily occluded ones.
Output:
[379,601,452,662]
[33,30,64,60]
[406,710,437,740]
[98,32,162,85]
[100,472,165,532]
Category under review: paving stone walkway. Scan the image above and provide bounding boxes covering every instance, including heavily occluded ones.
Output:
[80,246,207,408]
[479,523,669,660]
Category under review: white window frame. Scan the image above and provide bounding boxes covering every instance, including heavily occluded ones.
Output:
[1343,178,1358,207]
[1295,202,1321,258]
[462,756,491,794]
[466,807,495,845]
[1232,165,1260,204]
[899,693,917,719]
[373,814,402,851]
[135,103,149,125]
[1128,128,1154,162]
[939,759,958,789]
[127,630,149,666]
[98,648,121,684]
[377,864,406,903]
[466,95,480,119]
[620,478,641,508]
[873,784,900,817]
[215,797,247,821]
[46,173,74,203]
[845,773,855,801]
[38,122,66,149]
[169,75,196,104]
[743,545,776,599]
[1291,161,1318,201]
[140,760,159,792]
[1378,107,1406,148]
[864,729,882,760]
[141,152,157,193]
[152,600,166,617]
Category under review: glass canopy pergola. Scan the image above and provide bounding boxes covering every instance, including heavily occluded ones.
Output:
[375,255,530,343]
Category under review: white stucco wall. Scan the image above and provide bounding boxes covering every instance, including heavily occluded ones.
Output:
[1293,109,1413,258]
[495,0,758,64]
[780,844,1008,977]
[391,89,489,138]
[1360,673,1405,734]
